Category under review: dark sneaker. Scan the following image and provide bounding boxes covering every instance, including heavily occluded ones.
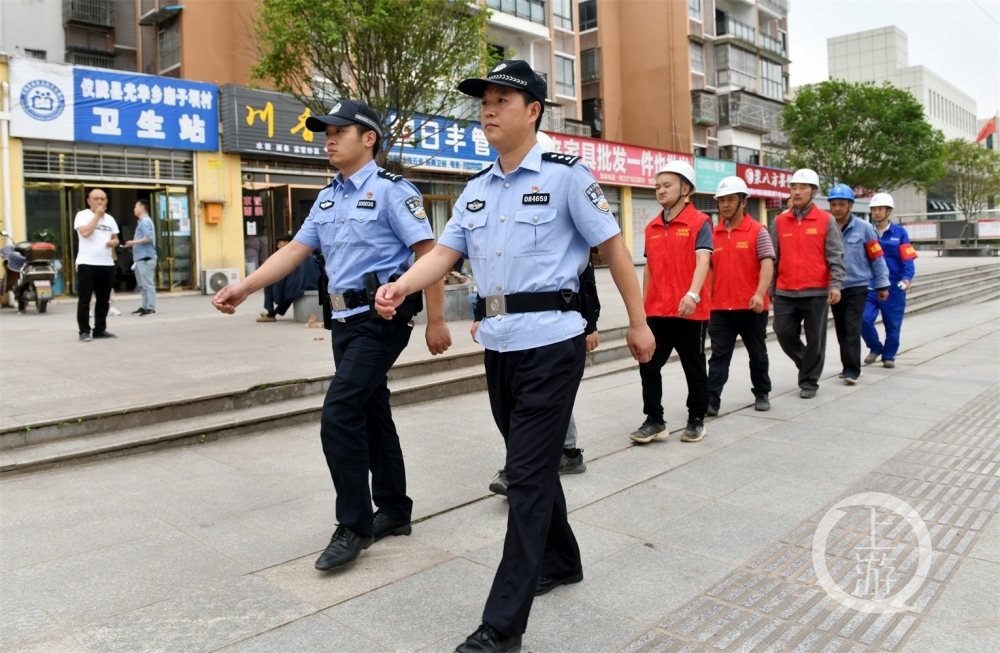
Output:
[843,372,861,385]
[864,353,879,365]
[706,402,720,417]
[800,388,817,398]
[559,449,586,474]
[883,360,895,369]
[630,419,668,444]
[131,308,144,315]
[139,308,156,316]
[372,510,411,542]
[314,524,373,571]
[455,623,522,653]
[489,469,508,496]
[838,372,845,379]
[92,331,117,339]
[680,419,706,443]
[535,570,584,596]
[754,394,770,411]
[79,333,92,342]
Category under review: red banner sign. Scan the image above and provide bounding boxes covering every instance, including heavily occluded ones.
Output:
[737,163,793,199]
[545,132,693,188]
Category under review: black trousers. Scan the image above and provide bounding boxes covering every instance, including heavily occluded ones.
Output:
[707,310,771,406]
[263,284,293,317]
[773,295,829,392]
[832,286,869,379]
[76,264,115,335]
[639,317,709,422]
[321,316,413,537]
[482,336,585,637]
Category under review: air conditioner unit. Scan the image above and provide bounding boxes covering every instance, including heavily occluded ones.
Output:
[201,268,240,294]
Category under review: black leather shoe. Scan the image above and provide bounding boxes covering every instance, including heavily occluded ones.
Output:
[535,569,583,596]
[489,468,508,497]
[92,331,117,339]
[315,525,373,571]
[455,623,521,653]
[373,510,411,542]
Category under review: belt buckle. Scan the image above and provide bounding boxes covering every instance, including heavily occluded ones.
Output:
[330,293,346,312]
[484,294,507,317]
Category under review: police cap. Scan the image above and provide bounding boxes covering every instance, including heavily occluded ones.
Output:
[458,60,547,105]
[305,99,383,138]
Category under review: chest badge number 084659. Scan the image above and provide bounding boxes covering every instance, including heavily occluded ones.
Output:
[405,196,427,220]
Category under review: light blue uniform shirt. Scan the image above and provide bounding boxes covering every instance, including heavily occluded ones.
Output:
[295,159,434,318]
[841,216,890,290]
[133,215,157,260]
[438,144,621,352]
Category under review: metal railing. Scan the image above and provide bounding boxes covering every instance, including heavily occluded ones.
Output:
[486,0,546,26]
[759,33,786,58]
[692,91,718,126]
[758,0,789,17]
[561,119,592,137]
[63,0,114,27]
[716,16,755,45]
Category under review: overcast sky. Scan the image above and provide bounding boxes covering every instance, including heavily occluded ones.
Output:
[788,0,1000,117]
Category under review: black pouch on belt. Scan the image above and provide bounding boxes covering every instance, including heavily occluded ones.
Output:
[364,272,424,323]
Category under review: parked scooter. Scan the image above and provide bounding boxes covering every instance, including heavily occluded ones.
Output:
[0,231,57,314]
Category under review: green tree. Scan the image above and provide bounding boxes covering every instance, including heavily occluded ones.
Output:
[935,139,1000,244]
[780,80,945,193]
[251,0,493,165]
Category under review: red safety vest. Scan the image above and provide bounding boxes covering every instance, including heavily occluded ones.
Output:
[774,204,832,291]
[644,203,711,320]
[711,214,770,311]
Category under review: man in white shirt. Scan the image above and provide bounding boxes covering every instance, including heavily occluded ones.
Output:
[75,188,120,341]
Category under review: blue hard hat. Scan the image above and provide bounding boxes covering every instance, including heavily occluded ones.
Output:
[828,184,855,202]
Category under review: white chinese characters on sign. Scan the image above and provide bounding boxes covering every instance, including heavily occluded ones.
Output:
[179,114,206,144]
[91,107,121,136]
[80,77,214,110]
[137,109,166,139]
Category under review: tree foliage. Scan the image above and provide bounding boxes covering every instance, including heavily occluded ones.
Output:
[780,80,945,193]
[251,0,493,165]
[934,139,1000,241]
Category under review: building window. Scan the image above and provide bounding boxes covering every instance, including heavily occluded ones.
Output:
[690,41,704,74]
[719,145,760,165]
[782,74,789,96]
[486,0,546,25]
[157,17,180,72]
[553,0,573,30]
[581,48,600,82]
[716,44,757,91]
[555,55,575,97]
[579,0,597,30]
[689,0,702,21]
[761,59,782,101]
[25,48,47,60]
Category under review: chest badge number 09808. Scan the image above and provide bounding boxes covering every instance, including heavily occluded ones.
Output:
[405,196,427,220]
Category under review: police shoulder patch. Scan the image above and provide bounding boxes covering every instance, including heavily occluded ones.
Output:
[378,169,404,182]
[466,167,491,182]
[404,196,427,220]
[542,152,580,166]
[318,200,335,210]
[585,182,610,213]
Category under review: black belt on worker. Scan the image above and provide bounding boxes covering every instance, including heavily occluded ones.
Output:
[476,290,581,318]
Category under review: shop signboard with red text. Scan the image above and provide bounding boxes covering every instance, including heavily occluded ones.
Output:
[547,134,693,189]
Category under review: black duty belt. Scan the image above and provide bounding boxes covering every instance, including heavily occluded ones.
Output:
[327,289,368,312]
[137,257,153,262]
[476,290,581,317]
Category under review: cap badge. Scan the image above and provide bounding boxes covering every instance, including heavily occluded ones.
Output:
[329,102,342,114]
[492,63,507,72]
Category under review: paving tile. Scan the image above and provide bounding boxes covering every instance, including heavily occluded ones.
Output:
[74,575,312,653]
[561,470,634,512]
[969,511,1000,565]
[585,442,700,485]
[323,558,494,652]
[0,570,64,650]
[647,458,762,500]
[4,632,87,653]
[522,592,645,652]
[716,471,848,520]
[256,535,454,610]
[746,421,848,447]
[218,613,390,653]
[409,497,509,555]
[571,484,711,538]
[916,557,1000,630]
[900,615,1000,653]
[10,531,248,627]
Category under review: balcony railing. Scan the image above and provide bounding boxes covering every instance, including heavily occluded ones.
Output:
[717,68,758,92]
[719,91,781,135]
[692,91,718,127]
[486,0,546,26]
[716,16,755,46]
[581,48,600,83]
[561,119,592,137]
[63,0,114,27]
[758,0,789,17]
[759,33,786,58]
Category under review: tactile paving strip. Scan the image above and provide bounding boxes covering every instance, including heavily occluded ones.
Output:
[619,385,1000,653]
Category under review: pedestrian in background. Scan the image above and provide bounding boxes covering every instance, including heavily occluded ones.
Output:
[75,188,119,341]
[124,199,157,315]
[257,233,322,322]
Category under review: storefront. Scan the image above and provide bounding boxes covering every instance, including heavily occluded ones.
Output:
[9,58,219,293]
[692,157,738,224]
[737,163,792,225]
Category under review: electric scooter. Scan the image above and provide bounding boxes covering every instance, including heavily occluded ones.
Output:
[0,231,57,313]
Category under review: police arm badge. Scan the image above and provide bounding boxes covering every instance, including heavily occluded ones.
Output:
[585,182,610,213]
[405,196,427,220]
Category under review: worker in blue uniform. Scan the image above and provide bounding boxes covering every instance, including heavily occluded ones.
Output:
[862,192,917,369]
[212,99,452,572]
[375,60,655,653]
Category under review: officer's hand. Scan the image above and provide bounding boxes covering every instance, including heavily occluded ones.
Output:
[212,283,249,314]
[470,320,480,340]
[678,296,697,318]
[878,289,889,301]
[425,322,452,356]
[828,289,841,305]
[586,331,600,353]
[749,294,766,313]
[375,282,408,318]
[901,279,912,292]
[627,323,656,364]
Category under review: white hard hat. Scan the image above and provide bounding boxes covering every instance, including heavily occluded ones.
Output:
[714,176,749,199]
[656,160,696,192]
[789,168,820,187]
[536,131,555,152]
[869,192,895,209]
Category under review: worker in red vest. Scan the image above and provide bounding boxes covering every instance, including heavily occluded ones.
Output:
[706,176,775,416]
[769,169,846,398]
[631,161,713,445]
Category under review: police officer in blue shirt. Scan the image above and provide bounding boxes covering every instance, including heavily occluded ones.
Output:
[212,99,452,572]
[375,61,655,653]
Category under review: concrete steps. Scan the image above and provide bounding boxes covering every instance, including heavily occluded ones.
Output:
[3,262,997,475]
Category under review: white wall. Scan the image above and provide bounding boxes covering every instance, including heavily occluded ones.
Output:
[0,0,64,61]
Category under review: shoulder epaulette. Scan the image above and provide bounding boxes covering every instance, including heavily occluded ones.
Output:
[466,167,492,182]
[321,181,334,190]
[377,169,404,182]
[542,152,580,166]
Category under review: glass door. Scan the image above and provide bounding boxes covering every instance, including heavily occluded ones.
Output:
[152,188,194,289]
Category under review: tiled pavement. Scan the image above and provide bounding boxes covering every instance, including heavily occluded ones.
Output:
[0,300,997,652]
